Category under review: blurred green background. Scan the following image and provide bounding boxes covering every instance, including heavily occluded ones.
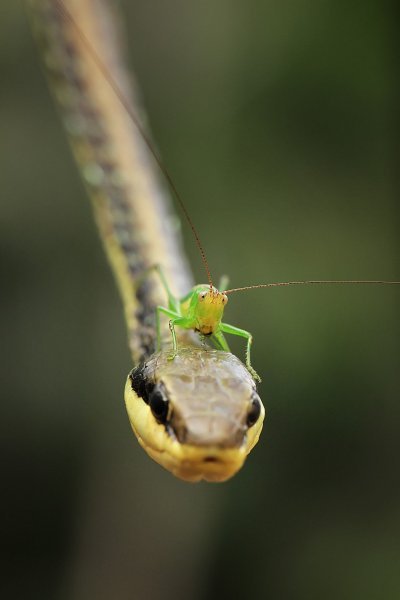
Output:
[1,1,399,599]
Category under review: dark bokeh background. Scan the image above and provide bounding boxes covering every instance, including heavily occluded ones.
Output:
[1,1,399,599]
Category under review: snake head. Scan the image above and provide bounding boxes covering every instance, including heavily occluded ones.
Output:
[125,347,265,482]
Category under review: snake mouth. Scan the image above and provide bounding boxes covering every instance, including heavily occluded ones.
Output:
[143,440,249,482]
[129,402,258,482]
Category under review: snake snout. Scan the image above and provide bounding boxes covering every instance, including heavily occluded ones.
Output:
[171,412,246,448]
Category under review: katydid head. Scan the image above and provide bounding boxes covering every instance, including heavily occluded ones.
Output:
[190,285,228,335]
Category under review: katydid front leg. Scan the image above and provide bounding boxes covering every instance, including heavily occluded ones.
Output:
[219,322,261,382]
[157,306,194,359]
[211,330,231,352]
[145,264,185,355]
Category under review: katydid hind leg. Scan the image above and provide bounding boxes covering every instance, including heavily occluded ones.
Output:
[143,264,180,312]
[218,274,230,292]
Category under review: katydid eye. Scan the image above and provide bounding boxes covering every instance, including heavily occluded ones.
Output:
[149,388,170,424]
[221,294,228,304]
[199,292,207,301]
[247,394,261,427]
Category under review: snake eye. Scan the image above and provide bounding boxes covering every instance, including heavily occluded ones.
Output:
[149,387,170,424]
[246,394,261,427]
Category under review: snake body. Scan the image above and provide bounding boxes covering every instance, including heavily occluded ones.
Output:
[29,0,265,482]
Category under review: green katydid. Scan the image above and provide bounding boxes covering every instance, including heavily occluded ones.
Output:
[58,0,400,385]
[152,264,261,381]
[150,264,399,384]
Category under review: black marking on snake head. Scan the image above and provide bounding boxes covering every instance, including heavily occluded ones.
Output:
[129,369,172,429]
[148,384,170,424]
[129,364,160,407]
[246,391,262,428]
[129,364,148,403]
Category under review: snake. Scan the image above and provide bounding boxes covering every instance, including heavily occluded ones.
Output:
[28,0,265,482]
